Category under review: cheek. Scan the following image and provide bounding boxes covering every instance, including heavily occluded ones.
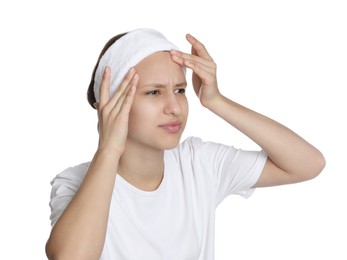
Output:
[180,97,189,116]
[128,105,143,130]
[128,100,157,129]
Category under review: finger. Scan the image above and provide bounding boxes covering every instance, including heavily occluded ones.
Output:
[105,67,136,110]
[117,82,137,117]
[99,66,111,109]
[178,57,216,88]
[170,50,213,69]
[110,73,139,117]
[188,62,215,84]
[113,73,138,111]
[186,34,213,60]
[187,58,216,75]
[171,51,215,72]
[170,52,216,82]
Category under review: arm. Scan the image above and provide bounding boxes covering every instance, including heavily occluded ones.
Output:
[45,67,138,260]
[204,95,325,187]
[170,34,325,187]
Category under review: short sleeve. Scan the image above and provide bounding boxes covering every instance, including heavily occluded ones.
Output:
[48,162,90,226]
[185,137,267,205]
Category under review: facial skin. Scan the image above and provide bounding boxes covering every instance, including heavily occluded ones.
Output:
[127,51,188,152]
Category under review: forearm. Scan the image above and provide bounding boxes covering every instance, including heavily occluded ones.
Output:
[205,94,325,179]
[46,150,120,260]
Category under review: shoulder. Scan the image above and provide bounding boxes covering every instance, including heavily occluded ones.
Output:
[166,136,240,167]
[170,136,266,173]
[177,136,204,149]
[175,136,221,150]
[167,136,206,158]
[51,162,91,187]
[48,162,90,226]
[173,136,238,156]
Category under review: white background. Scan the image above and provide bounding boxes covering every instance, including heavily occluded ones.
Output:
[1,0,346,259]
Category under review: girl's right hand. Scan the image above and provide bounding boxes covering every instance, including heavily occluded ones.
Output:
[95,66,138,157]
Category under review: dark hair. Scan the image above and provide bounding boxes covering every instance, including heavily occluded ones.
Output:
[87,32,127,109]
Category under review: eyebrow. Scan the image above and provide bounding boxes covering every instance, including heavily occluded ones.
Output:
[141,82,187,88]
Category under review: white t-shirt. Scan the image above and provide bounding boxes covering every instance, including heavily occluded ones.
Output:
[49,137,267,259]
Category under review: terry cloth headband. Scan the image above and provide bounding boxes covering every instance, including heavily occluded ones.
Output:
[93,28,180,102]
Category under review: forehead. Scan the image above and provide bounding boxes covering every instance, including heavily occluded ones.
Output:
[134,52,186,83]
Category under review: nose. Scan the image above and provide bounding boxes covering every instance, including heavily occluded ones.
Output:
[163,93,182,116]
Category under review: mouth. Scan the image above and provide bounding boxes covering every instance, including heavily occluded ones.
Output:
[159,121,182,134]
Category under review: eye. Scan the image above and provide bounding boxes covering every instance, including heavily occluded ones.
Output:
[174,88,186,95]
[146,90,160,95]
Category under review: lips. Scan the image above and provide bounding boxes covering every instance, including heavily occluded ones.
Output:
[159,121,182,133]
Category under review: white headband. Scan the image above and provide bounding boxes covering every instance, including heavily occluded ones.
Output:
[93,28,180,102]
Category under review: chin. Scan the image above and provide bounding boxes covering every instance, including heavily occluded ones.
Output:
[163,141,180,150]
[157,134,183,150]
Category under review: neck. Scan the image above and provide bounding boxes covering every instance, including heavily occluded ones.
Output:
[118,141,165,191]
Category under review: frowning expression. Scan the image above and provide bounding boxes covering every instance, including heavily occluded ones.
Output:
[127,51,188,151]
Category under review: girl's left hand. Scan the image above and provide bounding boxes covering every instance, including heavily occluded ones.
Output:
[170,34,221,107]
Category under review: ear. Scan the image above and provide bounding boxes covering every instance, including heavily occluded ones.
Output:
[93,102,99,110]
